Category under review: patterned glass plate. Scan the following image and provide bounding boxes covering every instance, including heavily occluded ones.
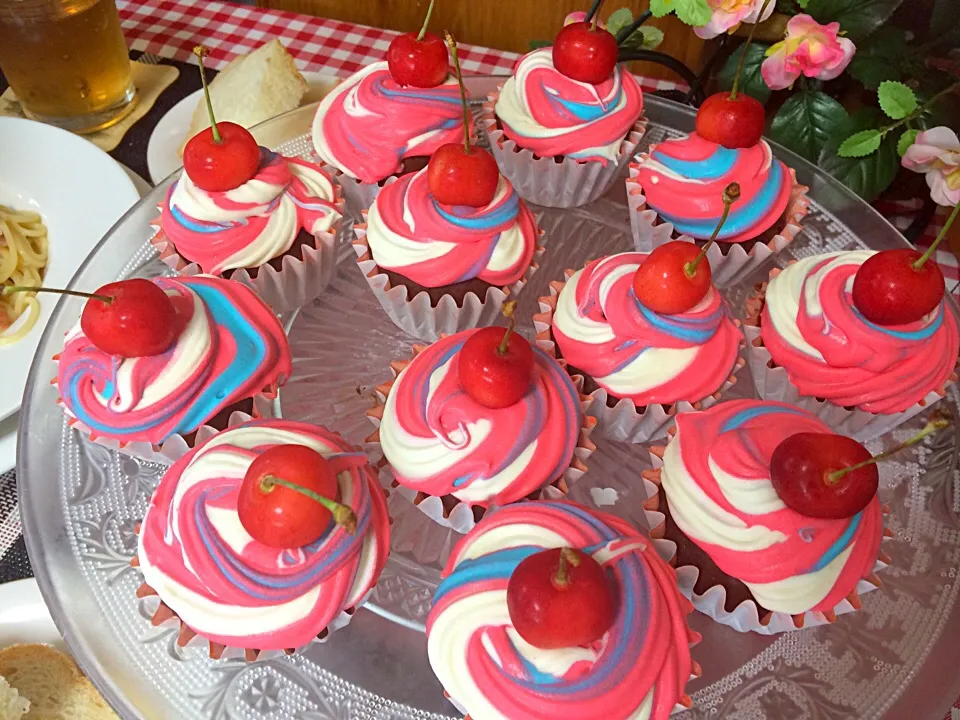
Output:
[18,77,960,720]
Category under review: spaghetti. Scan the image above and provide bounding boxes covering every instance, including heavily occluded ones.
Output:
[0,205,49,345]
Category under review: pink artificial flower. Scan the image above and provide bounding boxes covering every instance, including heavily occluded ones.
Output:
[564,11,605,28]
[694,0,775,40]
[902,127,960,207]
[761,14,856,90]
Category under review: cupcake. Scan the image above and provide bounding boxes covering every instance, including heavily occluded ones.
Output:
[480,47,646,208]
[56,275,291,463]
[535,252,745,442]
[366,329,595,533]
[626,133,809,285]
[135,419,391,660]
[745,251,960,441]
[152,147,344,312]
[643,399,888,634]
[427,500,701,720]
[311,61,469,210]
[353,166,542,341]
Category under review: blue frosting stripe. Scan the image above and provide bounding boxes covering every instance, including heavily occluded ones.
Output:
[852,303,943,341]
[375,77,462,106]
[653,145,737,180]
[808,512,862,573]
[719,403,810,433]
[433,188,520,230]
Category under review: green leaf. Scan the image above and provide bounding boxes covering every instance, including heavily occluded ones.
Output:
[769,91,849,163]
[621,26,665,51]
[837,130,883,157]
[846,26,907,90]
[877,81,918,120]
[716,43,772,105]
[674,0,712,26]
[805,0,904,41]
[529,40,551,50]
[897,129,919,157]
[819,110,900,202]
[649,0,674,18]
[797,0,810,6]
[605,7,635,37]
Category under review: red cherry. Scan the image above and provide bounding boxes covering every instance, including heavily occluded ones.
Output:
[852,248,945,326]
[80,279,179,358]
[632,241,712,315]
[459,325,535,409]
[552,22,619,85]
[428,143,499,207]
[507,548,616,649]
[696,92,766,149]
[770,433,877,519]
[237,445,357,548]
[386,0,448,87]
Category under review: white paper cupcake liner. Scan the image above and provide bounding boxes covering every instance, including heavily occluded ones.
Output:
[480,86,647,208]
[534,273,746,443]
[352,219,544,342]
[151,187,345,314]
[641,448,891,635]
[364,343,597,533]
[625,160,810,288]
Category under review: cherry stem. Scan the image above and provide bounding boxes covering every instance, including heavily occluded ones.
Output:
[684,182,741,279]
[416,0,436,42]
[3,285,113,304]
[826,413,951,485]
[193,46,221,145]
[553,548,581,588]
[497,300,518,355]
[730,0,773,100]
[913,199,960,270]
[259,475,358,535]
[584,0,603,24]
[445,32,471,155]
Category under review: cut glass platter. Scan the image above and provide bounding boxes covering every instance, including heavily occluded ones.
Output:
[18,76,960,720]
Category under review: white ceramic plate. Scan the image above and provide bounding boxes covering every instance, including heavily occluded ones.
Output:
[0,578,64,651]
[146,71,341,184]
[0,117,140,422]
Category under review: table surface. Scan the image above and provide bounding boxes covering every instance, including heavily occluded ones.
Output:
[0,0,957,717]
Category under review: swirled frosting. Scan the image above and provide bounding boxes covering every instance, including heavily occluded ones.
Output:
[137,420,390,650]
[494,48,644,164]
[58,276,291,445]
[761,251,960,413]
[160,148,341,275]
[365,168,538,288]
[311,61,469,183]
[379,331,582,507]
[632,133,792,243]
[552,253,742,405]
[427,500,695,720]
[661,400,883,615]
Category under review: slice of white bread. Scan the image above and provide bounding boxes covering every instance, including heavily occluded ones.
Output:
[179,39,308,155]
[0,644,118,720]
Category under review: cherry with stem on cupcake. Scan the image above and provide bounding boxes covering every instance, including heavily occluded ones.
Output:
[386,0,448,88]
[237,444,358,548]
[632,182,741,315]
[695,0,773,149]
[426,32,499,207]
[553,0,619,85]
[182,45,261,192]
[4,279,179,358]
[506,546,616,649]
[458,300,534,408]
[770,410,951,519]
[852,199,960,326]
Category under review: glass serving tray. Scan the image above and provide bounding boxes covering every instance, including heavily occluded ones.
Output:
[18,76,960,720]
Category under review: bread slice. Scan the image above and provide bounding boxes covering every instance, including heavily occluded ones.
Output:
[179,39,308,155]
[0,644,118,720]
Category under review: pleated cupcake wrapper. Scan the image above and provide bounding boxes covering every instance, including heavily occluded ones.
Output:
[641,438,892,635]
[150,187,346,314]
[480,86,647,209]
[323,163,399,220]
[363,341,597,534]
[743,276,957,443]
[625,159,810,288]
[533,271,746,443]
[352,218,544,343]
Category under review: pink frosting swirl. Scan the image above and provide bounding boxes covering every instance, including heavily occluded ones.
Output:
[761,251,960,413]
[160,149,341,275]
[495,49,644,164]
[552,253,742,405]
[311,61,470,183]
[366,168,538,287]
[137,420,391,650]
[665,400,883,614]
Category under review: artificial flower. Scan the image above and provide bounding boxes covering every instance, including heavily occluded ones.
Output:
[902,127,960,207]
[694,0,775,40]
[761,14,856,90]
[564,11,605,28]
